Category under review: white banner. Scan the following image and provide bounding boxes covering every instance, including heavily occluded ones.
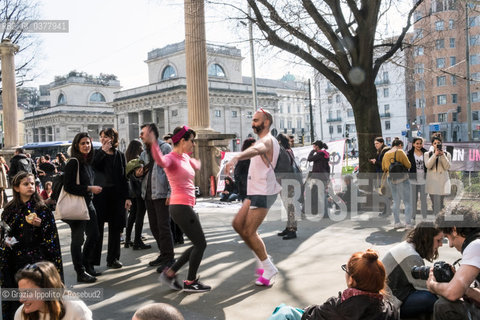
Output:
[217,139,346,192]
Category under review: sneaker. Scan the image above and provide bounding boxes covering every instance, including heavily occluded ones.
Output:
[393,223,404,229]
[159,269,182,291]
[183,278,211,292]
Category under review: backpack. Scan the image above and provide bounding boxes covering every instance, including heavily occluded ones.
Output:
[389,151,408,183]
[18,158,32,174]
[264,146,301,182]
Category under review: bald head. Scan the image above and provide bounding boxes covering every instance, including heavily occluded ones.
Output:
[255,108,273,128]
[133,303,184,320]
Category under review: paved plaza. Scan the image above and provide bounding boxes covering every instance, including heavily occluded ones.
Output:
[50,198,461,320]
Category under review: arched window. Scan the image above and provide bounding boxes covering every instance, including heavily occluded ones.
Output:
[161,65,176,80]
[57,93,65,105]
[208,63,226,78]
[90,92,106,102]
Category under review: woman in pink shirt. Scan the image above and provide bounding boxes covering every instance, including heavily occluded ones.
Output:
[147,125,211,293]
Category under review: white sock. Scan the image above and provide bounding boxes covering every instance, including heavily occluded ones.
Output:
[261,257,278,280]
[253,253,262,270]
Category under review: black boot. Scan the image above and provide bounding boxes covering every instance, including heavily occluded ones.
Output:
[77,271,96,283]
[85,264,102,276]
[282,231,297,240]
[277,229,288,236]
[132,241,152,250]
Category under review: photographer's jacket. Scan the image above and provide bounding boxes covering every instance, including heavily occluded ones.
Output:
[424,151,451,195]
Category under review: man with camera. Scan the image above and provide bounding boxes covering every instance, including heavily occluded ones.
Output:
[426,206,480,319]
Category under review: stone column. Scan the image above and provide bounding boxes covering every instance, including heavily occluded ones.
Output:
[184,0,210,131]
[0,39,19,149]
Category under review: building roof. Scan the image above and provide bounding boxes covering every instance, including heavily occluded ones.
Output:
[147,40,242,61]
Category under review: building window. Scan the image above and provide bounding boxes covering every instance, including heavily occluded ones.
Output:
[383,88,389,98]
[435,20,444,31]
[287,120,292,129]
[280,119,284,129]
[347,108,354,117]
[437,95,447,105]
[329,126,334,134]
[452,112,458,122]
[328,96,332,104]
[208,63,226,78]
[336,110,341,118]
[435,39,445,49]
[452,94,458,103]
[247,111,253,118]
[287,105,291,113]
[415,80,425,91]
[161,65,176,80]
[335,95,341,103]
[385,121,391,130]
[297,119,302,129]
[436,58,446,68]
[415,63,424,74]
[449,38,455,48]
[337,125,342,134]
[414,46,424,56]
[414,12,423,22]
[437,76,446,86]
[438,113,447,122]
[413,28,423,40]
[449,19,455,29]
[469,16,480,27]
[451,75,457,86]
[57,93,65,105]
[297,105,301,113]
[89,92,106,102]
[450,56,456,66]
[472,92,480,103]
[171,110,178,117]
[470,54,480,65]
[470,35,480,47]
[384,104,390,113]
[473,111,479,121]
[231,110,238,118]
[214,110,221,117]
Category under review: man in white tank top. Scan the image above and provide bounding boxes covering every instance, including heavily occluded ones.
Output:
[225,108,281,287]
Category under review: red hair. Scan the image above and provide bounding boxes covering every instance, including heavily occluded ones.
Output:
[347,249,386,293]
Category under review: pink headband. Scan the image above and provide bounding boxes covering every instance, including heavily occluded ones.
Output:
[171,126,189,144]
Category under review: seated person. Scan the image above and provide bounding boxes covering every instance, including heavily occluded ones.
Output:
[133,303,184,320]
[329,175,357,211]
[267,249,398,320]
[220,176,238,202]
[427,206,480,320]
[15,261,92,320]
[382,221,444,318]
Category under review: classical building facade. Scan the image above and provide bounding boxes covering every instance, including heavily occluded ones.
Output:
[111,41,309,151]
[315,51,409,148]
[413,0,480,141]
[22,73,119,144]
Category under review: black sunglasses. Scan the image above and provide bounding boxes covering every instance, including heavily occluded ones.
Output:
[341,264,350,275]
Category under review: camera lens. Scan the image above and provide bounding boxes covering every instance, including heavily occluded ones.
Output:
[411,266,431,280]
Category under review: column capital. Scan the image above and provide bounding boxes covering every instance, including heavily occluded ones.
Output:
[0,39,19,56]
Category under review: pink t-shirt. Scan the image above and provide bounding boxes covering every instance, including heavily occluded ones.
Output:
[151,142,200,206]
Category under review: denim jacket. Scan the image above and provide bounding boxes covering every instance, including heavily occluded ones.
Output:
[140,139,172,200]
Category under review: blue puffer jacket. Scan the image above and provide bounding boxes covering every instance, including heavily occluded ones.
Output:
[140,139,171,200]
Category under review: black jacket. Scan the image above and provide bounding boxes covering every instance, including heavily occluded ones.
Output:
[407,147,427,178]
[63,157,95,201]
[92,149,129,200]
[8,154,37,181]
[302,293,398,320]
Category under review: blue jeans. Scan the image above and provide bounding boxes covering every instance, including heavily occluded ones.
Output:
[401,290,437,318]
[388,178,412,224]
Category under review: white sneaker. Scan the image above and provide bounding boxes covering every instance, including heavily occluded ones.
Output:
[393,223,404,229]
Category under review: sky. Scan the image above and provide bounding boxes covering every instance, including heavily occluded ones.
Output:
[25,0,411,91]
[27,0,294,90]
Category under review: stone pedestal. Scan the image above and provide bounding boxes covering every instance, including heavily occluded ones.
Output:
[0,39,19,150]
[184,0,236,196]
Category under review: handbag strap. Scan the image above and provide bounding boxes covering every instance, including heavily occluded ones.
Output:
[68,157,81,185]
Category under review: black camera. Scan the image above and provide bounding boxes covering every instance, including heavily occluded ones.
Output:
[411,261,455,283]
[437,143,442,151]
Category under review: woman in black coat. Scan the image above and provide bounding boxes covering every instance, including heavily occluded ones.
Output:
[407,137,428,220]
[92,128,130,269]
[63,132,103,283]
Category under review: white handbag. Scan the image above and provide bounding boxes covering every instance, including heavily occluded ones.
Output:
[54,158,90,221]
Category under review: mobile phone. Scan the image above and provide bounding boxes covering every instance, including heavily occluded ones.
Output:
[437,143,442,151]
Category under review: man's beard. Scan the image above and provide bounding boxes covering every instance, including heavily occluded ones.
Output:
[252,122,265,134]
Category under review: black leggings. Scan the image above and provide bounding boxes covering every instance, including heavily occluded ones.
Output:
[169,205,207,281]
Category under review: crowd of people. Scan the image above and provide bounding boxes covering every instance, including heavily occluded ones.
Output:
[0,108,478,320]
